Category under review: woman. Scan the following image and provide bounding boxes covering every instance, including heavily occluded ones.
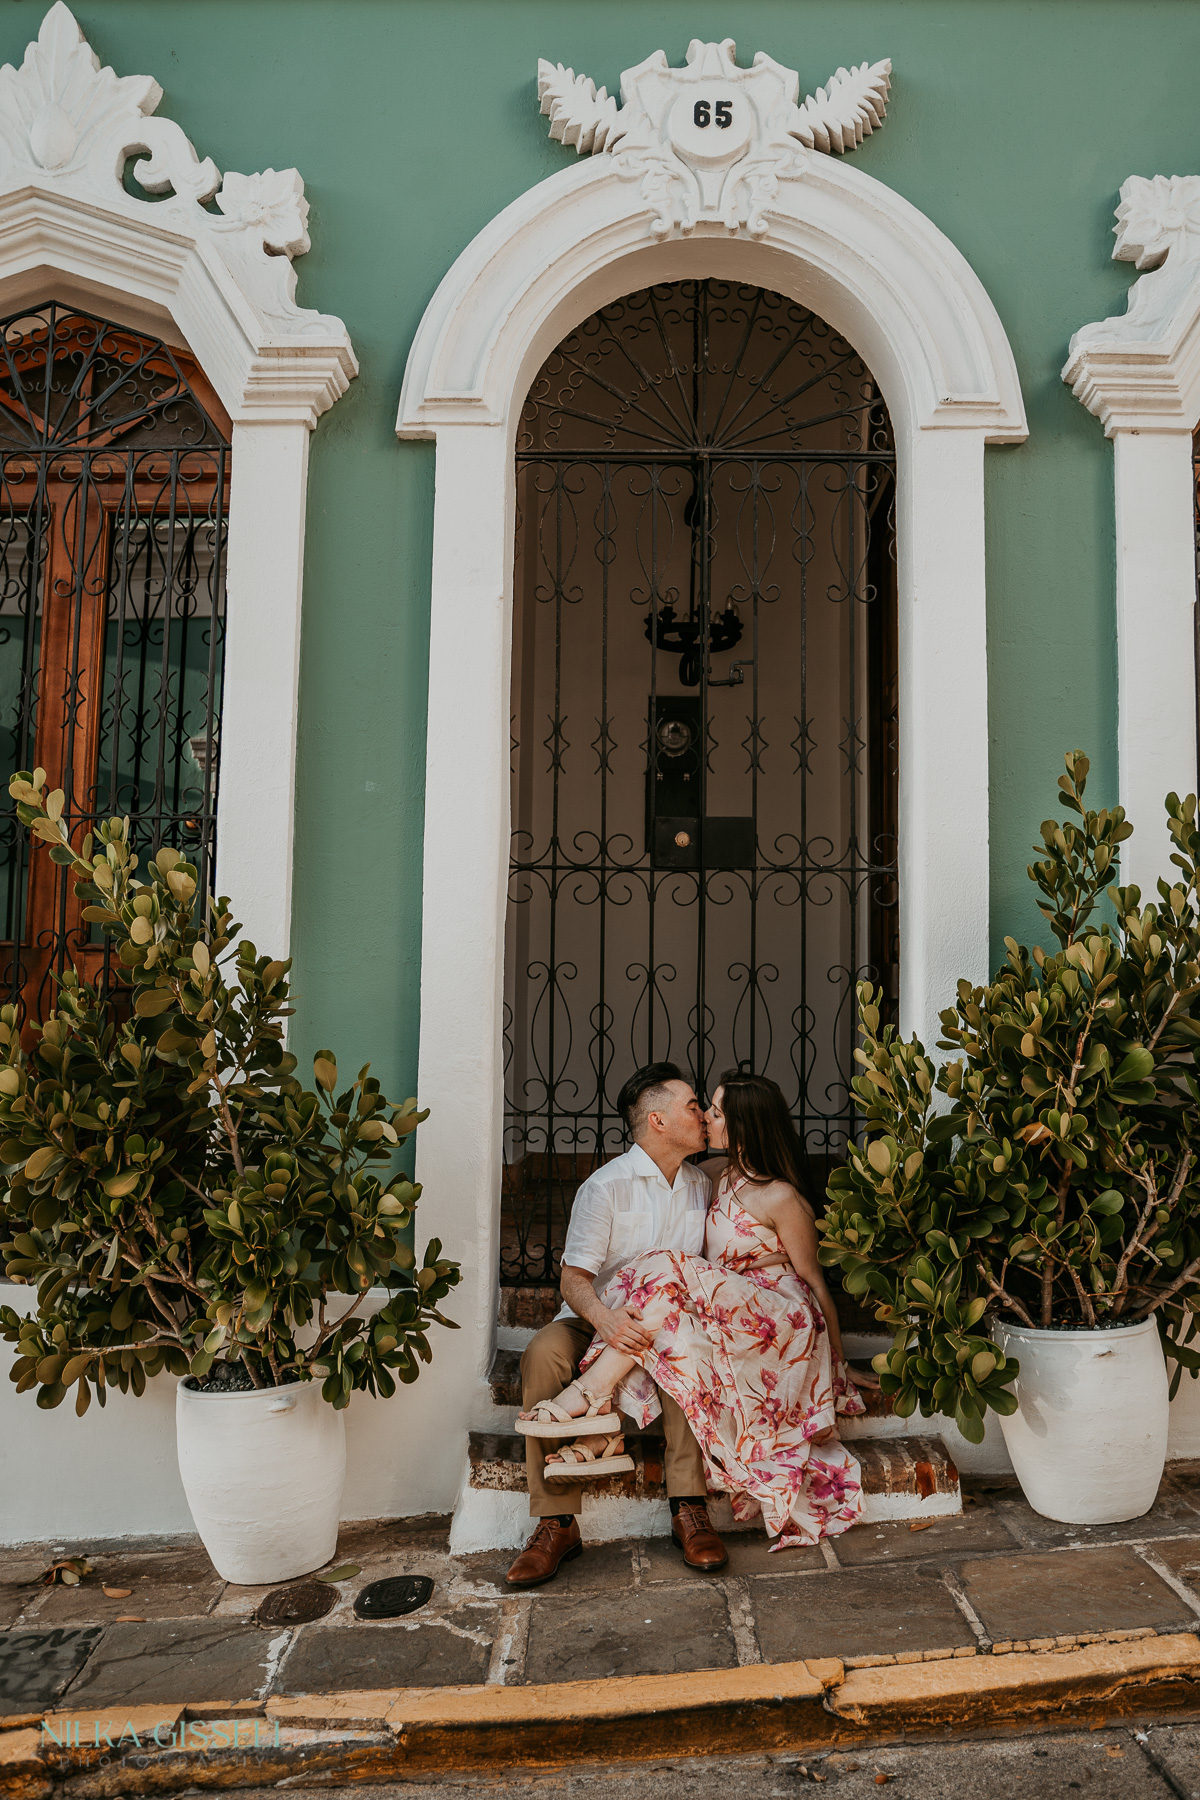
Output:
[518,1072,877,1551]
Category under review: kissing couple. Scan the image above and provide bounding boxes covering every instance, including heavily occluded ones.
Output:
[506,1062,879,1588]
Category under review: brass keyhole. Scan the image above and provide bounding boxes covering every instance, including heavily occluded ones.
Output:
[674,830,691,848]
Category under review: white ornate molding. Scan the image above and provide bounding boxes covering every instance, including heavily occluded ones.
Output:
[538,37,891,238]
[0,3,361,974]
[0,3,356,423]
[398,139,1025,443]
[1064,176,1200,896]
[1064,174,1200,433]
[396,39,1028,1538]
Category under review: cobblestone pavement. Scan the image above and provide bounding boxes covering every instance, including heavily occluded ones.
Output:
[205,1725,1200,1797]
[7,1472,1200,1712]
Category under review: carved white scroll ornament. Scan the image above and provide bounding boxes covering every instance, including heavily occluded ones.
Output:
[537,36,891,238]
[0,2,338,338]
[1064,173,1200,429]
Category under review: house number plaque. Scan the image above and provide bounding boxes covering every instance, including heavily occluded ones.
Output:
[538,37,891,238]
[668,90,752,164]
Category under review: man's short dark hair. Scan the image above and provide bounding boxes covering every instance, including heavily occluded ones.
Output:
[617,1062,685,1137]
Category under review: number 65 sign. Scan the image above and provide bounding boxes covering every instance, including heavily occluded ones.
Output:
[668,89,753,164]
[538,42,892,237]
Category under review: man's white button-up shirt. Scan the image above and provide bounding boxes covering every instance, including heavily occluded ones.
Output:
[556,1142,709,1321]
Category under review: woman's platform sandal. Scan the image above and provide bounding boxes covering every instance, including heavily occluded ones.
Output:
[516,1381,621,1440]
[544,1431,635,1482]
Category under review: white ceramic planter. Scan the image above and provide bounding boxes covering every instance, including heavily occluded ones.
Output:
[176,1377,346,1584]
[992,1317,1169,1524]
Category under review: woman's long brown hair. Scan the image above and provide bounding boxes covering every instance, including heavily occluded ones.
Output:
[717,1070,808,1196]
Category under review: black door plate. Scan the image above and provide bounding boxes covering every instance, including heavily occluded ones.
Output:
[652,815,755,870]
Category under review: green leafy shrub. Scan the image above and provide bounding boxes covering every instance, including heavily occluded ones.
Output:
[820,752,1200,1442]
[0,770,460,1413]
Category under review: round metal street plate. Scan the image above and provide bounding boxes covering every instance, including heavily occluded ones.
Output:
[256,1580,338,1627]
[353,1575,434,1619]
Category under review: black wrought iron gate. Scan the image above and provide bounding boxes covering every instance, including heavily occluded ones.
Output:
[504,281,898,1284]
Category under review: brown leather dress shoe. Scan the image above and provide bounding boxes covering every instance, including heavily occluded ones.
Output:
[672,1500,728,1570]
[506,1516,583,1588]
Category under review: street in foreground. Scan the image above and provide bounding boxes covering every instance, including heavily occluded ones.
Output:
[227,1726,1200,1797]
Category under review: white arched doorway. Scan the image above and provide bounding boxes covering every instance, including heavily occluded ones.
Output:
[502,276,902,1285]
[396,38,1026,1520]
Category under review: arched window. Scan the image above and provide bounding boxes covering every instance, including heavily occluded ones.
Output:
[0,303,229,1019]
[503,280,898,1284]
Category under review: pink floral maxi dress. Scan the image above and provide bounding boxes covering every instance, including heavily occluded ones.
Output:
[580,1176,866,1550]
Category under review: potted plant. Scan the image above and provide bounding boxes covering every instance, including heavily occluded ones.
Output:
[821,752,1200,1524]
[0,771,460,1582]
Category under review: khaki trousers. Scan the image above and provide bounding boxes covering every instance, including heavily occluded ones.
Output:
[520,1314,706,1517]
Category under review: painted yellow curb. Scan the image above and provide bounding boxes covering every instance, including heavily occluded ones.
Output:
[264,1690,399,1730]
[0,1730,44,1768]
[261,1636,1200,1774]
[39,1705,184,1748]
[392,1660,828,1725]
[0,1728,52,1800]
[268,1637,1200,1739]
[264,1662,832,1734]
[6,1634,1200,1793]
[828,1633,1200,1732]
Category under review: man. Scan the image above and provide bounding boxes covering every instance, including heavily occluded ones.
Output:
[506,1062,727,1588]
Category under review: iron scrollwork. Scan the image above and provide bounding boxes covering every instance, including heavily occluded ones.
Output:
[0,302,229,1020]
[505,280,899,1285]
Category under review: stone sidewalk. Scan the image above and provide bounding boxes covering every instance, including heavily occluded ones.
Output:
[4,1476,1200,1713]
[7,1469,1200,1716]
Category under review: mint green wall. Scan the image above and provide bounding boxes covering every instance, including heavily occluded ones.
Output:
[13,0,1196,1081]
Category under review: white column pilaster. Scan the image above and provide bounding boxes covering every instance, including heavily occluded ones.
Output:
[413,423,514,1423]
[896,426,991,1046]
[216,420,311,960]
[1112,428,1198,896]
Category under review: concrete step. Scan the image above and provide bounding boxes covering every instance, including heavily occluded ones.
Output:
[838,1384,906,1439]
[465,1426,960,1522]
[461,1333,963,1554]
[481,1320,1014,1510]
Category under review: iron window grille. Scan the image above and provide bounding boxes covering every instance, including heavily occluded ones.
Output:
[0,303,229,1022]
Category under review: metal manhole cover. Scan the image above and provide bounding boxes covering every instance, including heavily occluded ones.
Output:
[353,1575,434,1619]
[256,1580,338,1627]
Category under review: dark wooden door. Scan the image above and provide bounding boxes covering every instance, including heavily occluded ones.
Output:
[0,306,231,1021]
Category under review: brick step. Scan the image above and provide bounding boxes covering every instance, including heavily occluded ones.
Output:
[489,1345,907,1438]
[497,1287,562,1332]
[466,1427,960,1522]
[488,1346,524,1406]
[489,1346,525,1411]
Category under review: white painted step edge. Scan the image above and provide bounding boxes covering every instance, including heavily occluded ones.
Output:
[449,1476,961,1555]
